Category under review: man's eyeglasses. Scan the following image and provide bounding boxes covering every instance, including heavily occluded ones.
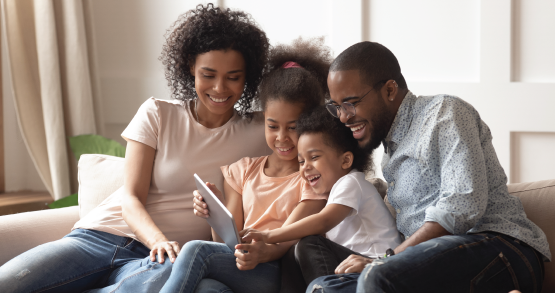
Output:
[325,80,389,119]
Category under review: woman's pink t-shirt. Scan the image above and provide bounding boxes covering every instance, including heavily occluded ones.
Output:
[73,98,271,245]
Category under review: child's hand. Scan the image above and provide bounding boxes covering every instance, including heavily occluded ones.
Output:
[234,239,268,270]
[241,229,269,244]
[193,182,223,218]
[193,190,209,218]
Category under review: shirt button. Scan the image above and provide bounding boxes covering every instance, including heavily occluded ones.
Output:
[389,181,395,187]
[396,208,401,214]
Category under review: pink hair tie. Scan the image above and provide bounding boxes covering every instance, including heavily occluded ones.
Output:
[281,61,303,69]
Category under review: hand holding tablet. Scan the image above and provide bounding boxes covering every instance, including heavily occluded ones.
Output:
[193,174,243,251]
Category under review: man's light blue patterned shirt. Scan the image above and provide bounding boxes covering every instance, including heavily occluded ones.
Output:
[382,92,551,260]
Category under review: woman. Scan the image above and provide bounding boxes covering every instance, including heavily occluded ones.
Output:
[0,4,271,292]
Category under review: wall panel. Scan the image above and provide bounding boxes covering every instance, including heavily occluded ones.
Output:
[226,0,332,49]
[513,0,555,82]
[511,132,555,183]
[367,0,480,83]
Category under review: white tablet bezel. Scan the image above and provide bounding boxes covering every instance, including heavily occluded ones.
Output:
[194,173,242,251]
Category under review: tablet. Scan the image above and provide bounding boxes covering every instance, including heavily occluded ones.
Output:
[194,173,242,251]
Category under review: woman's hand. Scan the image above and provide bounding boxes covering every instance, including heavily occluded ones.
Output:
[149,240,181,264]
[193,182,223,218]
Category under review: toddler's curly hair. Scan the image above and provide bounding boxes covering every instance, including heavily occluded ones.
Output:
[296,106,373,173]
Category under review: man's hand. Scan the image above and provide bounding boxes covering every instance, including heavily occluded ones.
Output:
[335,254,373,274]
[234,237,269,270]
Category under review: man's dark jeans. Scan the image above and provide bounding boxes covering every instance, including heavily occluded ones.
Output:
[307,232,545,293]
[280,235,367,293]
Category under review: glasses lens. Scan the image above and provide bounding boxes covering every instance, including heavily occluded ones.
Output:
[342,102,356,118]
[325,104,340,118]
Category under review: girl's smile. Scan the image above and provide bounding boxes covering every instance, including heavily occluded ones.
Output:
[264,100,303,163]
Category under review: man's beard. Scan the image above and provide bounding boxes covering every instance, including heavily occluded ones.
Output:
[359,92,394,155]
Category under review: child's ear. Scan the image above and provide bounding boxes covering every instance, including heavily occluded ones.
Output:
[341,151,354,170]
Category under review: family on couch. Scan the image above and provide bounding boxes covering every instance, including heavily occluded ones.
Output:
[0,3,549,293]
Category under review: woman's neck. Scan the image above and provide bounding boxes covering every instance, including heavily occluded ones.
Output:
[264,153,300,178]
[191,100,235,129]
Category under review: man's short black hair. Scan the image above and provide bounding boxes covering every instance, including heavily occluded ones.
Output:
[296,106,372,173]
[330,42,407,89]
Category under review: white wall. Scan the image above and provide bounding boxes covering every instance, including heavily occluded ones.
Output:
[4,0,555,190]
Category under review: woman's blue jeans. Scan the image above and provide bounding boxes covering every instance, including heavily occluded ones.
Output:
[160,240,281,293]
[307,232,545,293]
[0,229,173,293]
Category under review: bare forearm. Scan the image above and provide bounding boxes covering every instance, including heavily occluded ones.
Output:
[394,221,451,254]
[122,194,167,249]
[268,214,331,244]
[260,240,298,263]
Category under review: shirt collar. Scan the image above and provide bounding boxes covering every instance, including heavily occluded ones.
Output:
[384,91,416,147]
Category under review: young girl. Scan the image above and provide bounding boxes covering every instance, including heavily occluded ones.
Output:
[159,38,333,293]
[0,4,271,292]
[243,106,403,292]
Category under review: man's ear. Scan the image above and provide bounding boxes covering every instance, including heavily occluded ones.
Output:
[383,80,399,102]
[341,151,354,170]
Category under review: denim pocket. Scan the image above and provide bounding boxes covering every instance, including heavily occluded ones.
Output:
[470,252,519,293]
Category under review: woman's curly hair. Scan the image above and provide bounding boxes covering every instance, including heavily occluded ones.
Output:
[258,37,333,112]
[159,3,270,117]
[296,106,373,173]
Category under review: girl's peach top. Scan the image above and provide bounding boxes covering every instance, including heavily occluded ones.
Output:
[221,156,327,231]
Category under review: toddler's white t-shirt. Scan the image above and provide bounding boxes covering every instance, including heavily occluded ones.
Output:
[326,170,403,258]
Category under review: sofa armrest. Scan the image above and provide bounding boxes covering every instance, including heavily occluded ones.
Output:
[0,206,79,265]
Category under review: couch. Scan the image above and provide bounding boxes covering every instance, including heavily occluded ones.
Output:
[0,154,553,292]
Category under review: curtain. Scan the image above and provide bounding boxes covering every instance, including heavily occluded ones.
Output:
[1,0,101,200]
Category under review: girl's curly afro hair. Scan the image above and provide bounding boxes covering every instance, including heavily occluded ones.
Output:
[159,3,270,117]
[296,106,373,173]
[258,37,333,112]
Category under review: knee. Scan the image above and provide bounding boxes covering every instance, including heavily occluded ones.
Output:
[356,259,391,292]
[306,276,326,293]
[297,235,321,249]
[295,235,323,263]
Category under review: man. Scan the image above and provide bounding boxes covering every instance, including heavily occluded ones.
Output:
[306,42,550,293]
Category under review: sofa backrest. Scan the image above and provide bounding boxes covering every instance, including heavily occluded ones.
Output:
[508,179,555,293]
[78,154,125,218]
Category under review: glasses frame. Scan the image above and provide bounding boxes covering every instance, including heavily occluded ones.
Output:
[326,80,390,119]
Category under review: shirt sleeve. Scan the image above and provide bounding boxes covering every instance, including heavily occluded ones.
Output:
[299,178,328,202]
[327,175,362,216]
[121,97,159,149]
[220,157,255,195]
[423,97,489,234]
